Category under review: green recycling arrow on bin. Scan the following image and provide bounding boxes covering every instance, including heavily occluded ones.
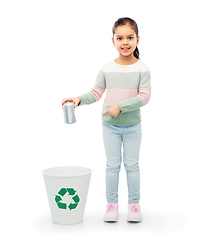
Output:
[55,188,80,210]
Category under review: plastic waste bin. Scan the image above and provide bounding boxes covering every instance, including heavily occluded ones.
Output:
[43,166,92,224]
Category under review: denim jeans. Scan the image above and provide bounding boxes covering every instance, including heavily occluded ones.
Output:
[102,123,142,203]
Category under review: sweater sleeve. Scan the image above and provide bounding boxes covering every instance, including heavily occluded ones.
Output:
[78,70,106,106]
[118,65,151,113]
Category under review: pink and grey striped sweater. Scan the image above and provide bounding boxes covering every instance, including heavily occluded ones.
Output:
[79,60,151,126]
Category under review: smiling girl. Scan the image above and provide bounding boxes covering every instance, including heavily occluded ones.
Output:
[62,17,151,222]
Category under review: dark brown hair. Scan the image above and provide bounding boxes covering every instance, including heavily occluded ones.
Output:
[112,17,139,59]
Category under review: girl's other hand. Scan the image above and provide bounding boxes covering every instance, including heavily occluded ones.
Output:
[62,97,81,108]
[102,104,121,118]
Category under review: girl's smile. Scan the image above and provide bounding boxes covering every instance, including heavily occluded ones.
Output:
[122,47,131,52]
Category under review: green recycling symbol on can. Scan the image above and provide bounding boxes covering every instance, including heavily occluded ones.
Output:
[55,188,80,210]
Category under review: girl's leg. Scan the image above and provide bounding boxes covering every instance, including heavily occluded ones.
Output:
[123,123,142,203]
[102,125,122,203]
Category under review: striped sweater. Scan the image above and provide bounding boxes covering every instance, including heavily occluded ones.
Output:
[78,60,151,126]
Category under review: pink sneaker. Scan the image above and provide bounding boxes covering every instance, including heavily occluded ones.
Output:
[127,203,142,222]
[104,203,118,222]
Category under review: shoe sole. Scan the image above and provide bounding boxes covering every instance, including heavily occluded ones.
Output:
[127,218,141,222]
[104,218,118,222]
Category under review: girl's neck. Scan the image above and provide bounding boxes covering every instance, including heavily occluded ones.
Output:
[115,54,139,65]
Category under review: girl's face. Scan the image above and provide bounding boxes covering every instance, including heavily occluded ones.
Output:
[112,24,139,58]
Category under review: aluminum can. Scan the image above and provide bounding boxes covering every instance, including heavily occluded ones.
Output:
[63,102,76,124]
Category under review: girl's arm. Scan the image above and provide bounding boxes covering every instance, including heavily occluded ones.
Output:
[78,70,106,106]
[118,68,151,113]
[62,70,105,108]
[102,66,151,118]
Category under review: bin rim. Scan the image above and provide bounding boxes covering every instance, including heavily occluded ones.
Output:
[42,166,92,177]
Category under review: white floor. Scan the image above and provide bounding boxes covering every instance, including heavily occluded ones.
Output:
[3,162,197,240]
[32,204,192,239]
[10,166,196,240]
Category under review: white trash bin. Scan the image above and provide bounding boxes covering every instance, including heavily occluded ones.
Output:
[43,166,92,224]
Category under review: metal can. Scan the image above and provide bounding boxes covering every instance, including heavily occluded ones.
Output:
[63,102,76,124]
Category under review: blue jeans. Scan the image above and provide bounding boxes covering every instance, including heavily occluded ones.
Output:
[102,123,142,203]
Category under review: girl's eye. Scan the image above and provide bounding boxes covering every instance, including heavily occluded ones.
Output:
[128,37,133,40]
[117,38,122,40]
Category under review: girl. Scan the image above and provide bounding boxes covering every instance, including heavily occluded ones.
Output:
[62,17,151,222]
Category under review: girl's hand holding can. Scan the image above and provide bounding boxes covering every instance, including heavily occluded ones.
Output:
[62,97,81,108]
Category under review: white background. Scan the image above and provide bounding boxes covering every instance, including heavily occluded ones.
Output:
[1,0,198,239]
